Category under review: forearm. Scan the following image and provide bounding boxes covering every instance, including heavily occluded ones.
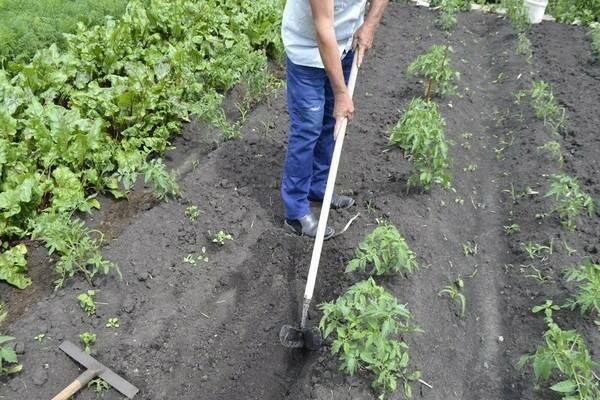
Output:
[309,0,347,95]
[364,0,389,28]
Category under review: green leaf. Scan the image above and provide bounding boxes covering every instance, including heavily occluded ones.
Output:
[549,380,577,393]
[0,347,18,363]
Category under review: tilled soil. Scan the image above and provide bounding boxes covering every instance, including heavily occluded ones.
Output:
[2,3,599,400]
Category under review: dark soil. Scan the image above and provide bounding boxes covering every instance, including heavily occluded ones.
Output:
[2,3,600,399]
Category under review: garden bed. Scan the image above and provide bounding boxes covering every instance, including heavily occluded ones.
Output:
[1,3,600,399]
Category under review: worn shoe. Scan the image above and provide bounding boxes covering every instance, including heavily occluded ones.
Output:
[308,193,355,210]
[284,213,335,240]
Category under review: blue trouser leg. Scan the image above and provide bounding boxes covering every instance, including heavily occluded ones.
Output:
[309,51,354,200]
[282,52,354,220]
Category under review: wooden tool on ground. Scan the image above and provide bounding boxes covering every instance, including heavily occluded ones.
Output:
[279,49,360,350]
[51,340,139,400]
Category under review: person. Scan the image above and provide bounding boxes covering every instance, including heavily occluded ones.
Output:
[281,0,389,239]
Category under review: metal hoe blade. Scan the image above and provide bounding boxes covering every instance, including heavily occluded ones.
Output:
[59,341,139,399]
[279,325,322,351]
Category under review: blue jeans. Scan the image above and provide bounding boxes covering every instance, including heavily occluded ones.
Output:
[281,51,354,220]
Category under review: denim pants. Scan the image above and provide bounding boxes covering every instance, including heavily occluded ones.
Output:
[281,51,354,220]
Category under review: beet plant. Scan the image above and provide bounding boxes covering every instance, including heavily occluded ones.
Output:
[406,43,459,97]
[319,278,422,398]
[388,98,452,191]
[345,221,418,277]
[545,173,594,231]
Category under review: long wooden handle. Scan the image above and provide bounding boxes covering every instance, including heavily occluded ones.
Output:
[303,51,360,304]
[51,368,99,400]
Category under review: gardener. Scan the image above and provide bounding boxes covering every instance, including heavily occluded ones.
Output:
[281,0,388,239]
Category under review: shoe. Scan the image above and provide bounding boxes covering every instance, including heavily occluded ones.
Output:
[308,193,355,210]
[284,213,335,240]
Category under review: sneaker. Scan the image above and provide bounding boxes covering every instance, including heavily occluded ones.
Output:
[308,193,355,210]
[284,213,335,240]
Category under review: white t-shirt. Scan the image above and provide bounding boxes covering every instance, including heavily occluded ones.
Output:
[282,0,367,68]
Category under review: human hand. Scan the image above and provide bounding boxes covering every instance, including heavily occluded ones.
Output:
[352,22,375,67]
[333,91,354,140]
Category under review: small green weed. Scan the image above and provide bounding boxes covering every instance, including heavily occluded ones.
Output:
[345,221,419,277]
[521,240,553,260]
[319,278,422,398]
[212,231,233,246]
[88,378,110,393]
[106,318,119,329]
[438,277,466,317]
[183,254,197,266]
[34,333,45,342]
[185,205,200,221]
[538,141,564,166]
[462,242,477,256]
[77,290,97,316]
[79,332,96,355]
[520,264,551,284]
[503,224,520,235]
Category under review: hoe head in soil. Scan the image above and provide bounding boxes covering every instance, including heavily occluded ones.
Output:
[279,324,322,351]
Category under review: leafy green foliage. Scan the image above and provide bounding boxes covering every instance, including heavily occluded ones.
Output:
[502,0,530,33]
[437,11,458,31]
[564,261,600,318]
[31,213,121,289]
[388,98,452,191]
[319,278,422,398]
[518,301,600,399]
[591,28,600,57]
[77,290,97,316]
[0,308,22,376]
[0,0,132,64]
[527,81,567,135]
[0,243,31,289]
[407,44,459,97]
[0,0,282,288]
[546,0,600,25]
[346,222,418,277]
[545,173,595,231]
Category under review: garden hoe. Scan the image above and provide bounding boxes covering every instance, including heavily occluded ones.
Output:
[51,340,139,400]
[279,50,360,351]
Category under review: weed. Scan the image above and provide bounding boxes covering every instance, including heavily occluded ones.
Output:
[183,254,197,266]
[407,43,460,97]
[455,196,464,205]
[462,242,477,256]
[503,224,520,235]
[436,11,457,31]
[545,173,595,231]
[185,205,200,221]
[520,264,551,284]
[34,333,45,342]
[563,261,600,317]
[518,300,600,399]
[77,290,97,316]
[388,98,452,191]
[79,332,96,355]
[345,221,419,277]
[438,277,466,317]
[106,318,119,329]
[463,164,477,172]
[319,278,422,398]
[199,247,209,263]
[212,231,233,246]
[88,378,110,393]
[521,240,554,260]
[0,309,22,376]
[562,241,578,257]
